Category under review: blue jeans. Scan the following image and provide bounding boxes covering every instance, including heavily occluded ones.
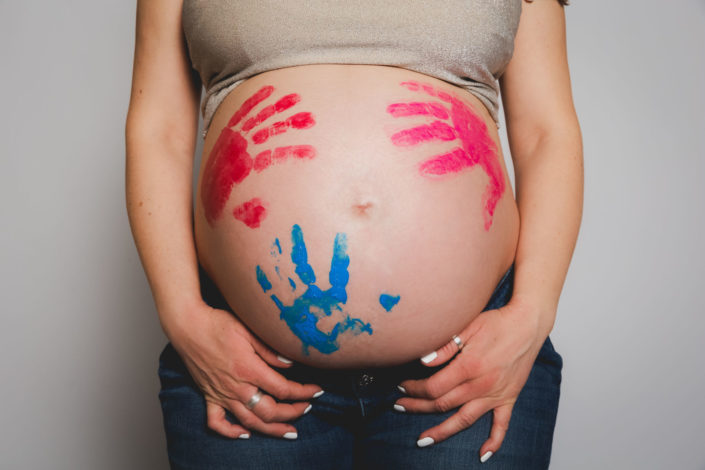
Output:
[158,266,563,469]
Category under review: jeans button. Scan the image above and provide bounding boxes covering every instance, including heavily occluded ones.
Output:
[358,373,375,387]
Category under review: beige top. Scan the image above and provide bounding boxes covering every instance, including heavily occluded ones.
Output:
[182,0,523,133]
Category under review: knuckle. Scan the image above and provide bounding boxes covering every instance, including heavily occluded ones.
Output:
[231,363,251,381]
[434,396,454,413]
[441,343,456,357]
[457,411,478,428]
[269,382,290,399]
[495,420,509,433]
[485,370,500,385]
[477,374,496,393]
[282,383,297,399]
[206,413,221,431]
[239,414,259,429]
[256,405,276,422]
[474,357,488,374]
[461,357,479,376]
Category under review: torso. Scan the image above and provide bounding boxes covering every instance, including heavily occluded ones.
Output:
[195,64,519,368]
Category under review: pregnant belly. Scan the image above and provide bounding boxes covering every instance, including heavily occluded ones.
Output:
[194,65,519,368]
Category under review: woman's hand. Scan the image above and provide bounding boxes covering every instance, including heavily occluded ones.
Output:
[168,301,323,440]
[396,301,548,460]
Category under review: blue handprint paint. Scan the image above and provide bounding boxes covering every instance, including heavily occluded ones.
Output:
[379,294,400,312]
[255,224,373,355]
[256,266,272,293]
[270,238,283,260]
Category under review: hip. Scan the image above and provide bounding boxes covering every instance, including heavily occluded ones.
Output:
[158,264,563,469]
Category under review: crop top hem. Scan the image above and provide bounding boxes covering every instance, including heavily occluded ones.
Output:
[200,63,502,137]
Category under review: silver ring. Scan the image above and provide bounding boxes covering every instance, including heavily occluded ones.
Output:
[452,335,464,351]
[245,390,263,410]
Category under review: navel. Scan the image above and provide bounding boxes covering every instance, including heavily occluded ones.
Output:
[352,201,374,217]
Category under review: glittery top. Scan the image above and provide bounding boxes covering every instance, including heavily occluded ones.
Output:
[182,0,523,133]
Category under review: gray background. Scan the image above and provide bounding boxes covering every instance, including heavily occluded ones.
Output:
[1,1,703,468]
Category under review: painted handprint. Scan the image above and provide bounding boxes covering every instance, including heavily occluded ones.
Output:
[256,225,400,355]
[387,81,505,230]
[201,86,316,228]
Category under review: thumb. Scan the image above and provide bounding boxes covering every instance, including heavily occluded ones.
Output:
[232,315,295,368]
[419,313,487,367]
[248,330,295,368]
[479,403,514,462]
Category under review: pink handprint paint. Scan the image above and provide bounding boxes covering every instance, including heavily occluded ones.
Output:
[201,86,316,227]
[233,198,268,228]
[387,81,505,230]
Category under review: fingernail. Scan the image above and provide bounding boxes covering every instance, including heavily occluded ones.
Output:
[417,437,435,448]
[238,433,250,439]
[397,385,406,393]
[312,390,325,398]
[420,351,438,364]
[277,355,293,364]
[303,404,312,414]
[393,404,406,412]
[283,432,298,440]
[480,451,493,463]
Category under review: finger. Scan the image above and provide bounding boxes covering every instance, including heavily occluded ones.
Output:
[236,394,311,424]
[418,315,485,367]
[241,93,301,134]
[390,121,456,147]
[229,399,300,440]
[419,334,464,368]
[233,273,293,369]
[227,85,274,128]
[415,399,490,447]
[399,360,471,399]
[387,101,450,120]
[479,404,513,463]
[248,333,295,368]
[253,358,323,400]
[395,378,490,414]
[205,401,251,439]
[419,149,472,178]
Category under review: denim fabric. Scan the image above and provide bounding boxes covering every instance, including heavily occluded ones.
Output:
[158,266,563,469]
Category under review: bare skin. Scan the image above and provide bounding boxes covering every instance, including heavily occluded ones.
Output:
[194,65,519,368]
[125,0,582,459]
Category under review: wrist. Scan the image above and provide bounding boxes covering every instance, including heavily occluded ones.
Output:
[156,295,209,344]
[507,294,557,341]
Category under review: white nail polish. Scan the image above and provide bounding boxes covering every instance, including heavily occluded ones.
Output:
[313,390,325,398]
[283,432,298,440]
[480,451,493,463]
[393,404,406,412]
[304,404,312,414]
[417,437,435,448]
[238,433,250,439]
[421,351,438,364]
[277,355,293,364]
[397,385,406,393]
